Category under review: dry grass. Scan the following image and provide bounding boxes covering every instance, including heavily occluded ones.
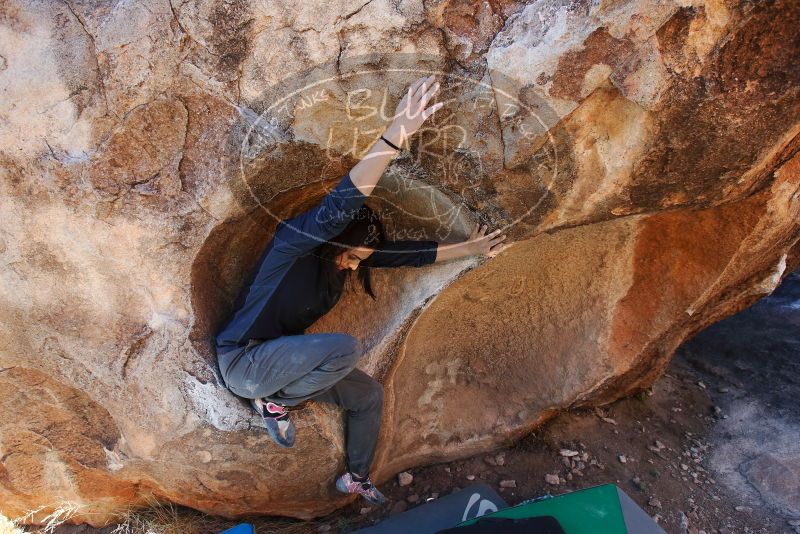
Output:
[6,498,345,534]
[108,499,329,534]
[11,503,86,533]
[0,513,26,534]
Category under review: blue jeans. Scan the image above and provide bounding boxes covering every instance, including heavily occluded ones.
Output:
[215,333,383,476]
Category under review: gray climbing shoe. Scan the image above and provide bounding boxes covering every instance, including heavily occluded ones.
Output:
[250,398,295,448]
[336,472,387,505]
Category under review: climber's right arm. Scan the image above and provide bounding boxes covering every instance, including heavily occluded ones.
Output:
[271,171,367,257]
[272,75,443,258]
[348,74,443,197]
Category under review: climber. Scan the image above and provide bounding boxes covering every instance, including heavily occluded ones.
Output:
[213,74,509,506]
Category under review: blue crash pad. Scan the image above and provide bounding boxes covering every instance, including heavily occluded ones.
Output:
[219,524,255,534]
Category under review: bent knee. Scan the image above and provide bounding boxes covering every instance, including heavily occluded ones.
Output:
[331,333,362,360]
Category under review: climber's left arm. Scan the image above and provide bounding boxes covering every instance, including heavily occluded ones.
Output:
[361,240,439,268]
[363,224,509,268]
[432,223,509,263]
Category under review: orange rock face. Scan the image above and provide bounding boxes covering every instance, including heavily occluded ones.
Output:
[0,0,798,526]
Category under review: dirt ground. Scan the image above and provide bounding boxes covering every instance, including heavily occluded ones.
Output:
[316,360,787,534]
[52,272,800,534]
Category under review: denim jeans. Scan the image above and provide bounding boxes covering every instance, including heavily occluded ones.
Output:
[215,333,383,477]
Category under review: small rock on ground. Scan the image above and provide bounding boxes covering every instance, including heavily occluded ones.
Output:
[398,472,413,487]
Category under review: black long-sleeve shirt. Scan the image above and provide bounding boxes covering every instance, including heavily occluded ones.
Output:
[215,172,439,348]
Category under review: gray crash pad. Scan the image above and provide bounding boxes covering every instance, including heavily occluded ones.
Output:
[352,483,508,534]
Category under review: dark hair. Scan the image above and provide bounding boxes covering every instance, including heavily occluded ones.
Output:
[317,204,386,300]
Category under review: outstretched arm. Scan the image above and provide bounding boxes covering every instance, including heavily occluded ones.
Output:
[349,74,444,197]
[433,223,509,262]
[272,75,444,258]
[362,223,509,269]
[362,240,439,268]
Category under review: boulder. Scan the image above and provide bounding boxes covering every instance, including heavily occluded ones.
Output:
[0,0,798,525]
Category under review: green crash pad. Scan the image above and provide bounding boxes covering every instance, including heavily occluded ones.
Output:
[455,484,665,534]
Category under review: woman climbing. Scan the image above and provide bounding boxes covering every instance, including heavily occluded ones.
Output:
[213,75,509,505]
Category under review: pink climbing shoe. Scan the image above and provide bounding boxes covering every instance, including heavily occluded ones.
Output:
[250,397,295,448]
[335,472,387,505]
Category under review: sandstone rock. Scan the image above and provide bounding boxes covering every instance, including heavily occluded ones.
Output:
[398,472,413,487]
[0,0,798,526]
